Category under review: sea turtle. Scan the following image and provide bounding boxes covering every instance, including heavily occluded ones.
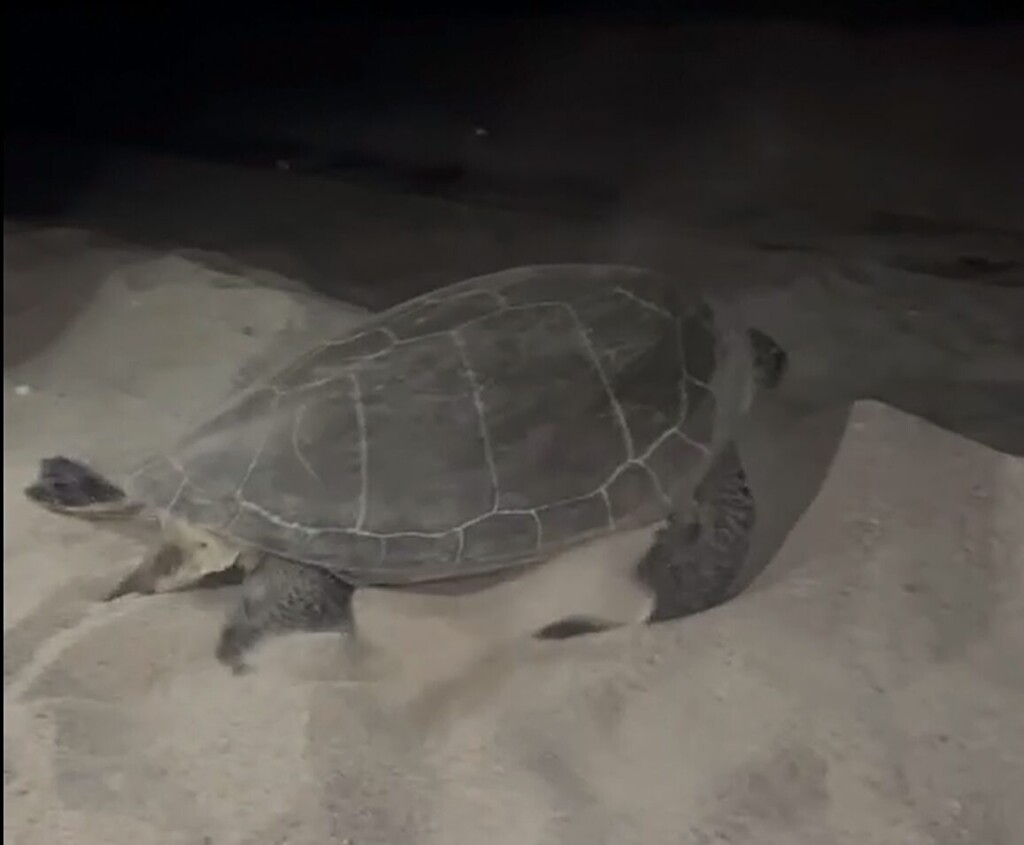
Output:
[25,264,787,671]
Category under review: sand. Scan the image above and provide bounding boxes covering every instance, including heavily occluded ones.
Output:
[4,225,1023,844]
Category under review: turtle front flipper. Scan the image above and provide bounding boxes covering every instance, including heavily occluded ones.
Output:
[25,456,140,518]
[216,556,354,674]
[637,443,758,622]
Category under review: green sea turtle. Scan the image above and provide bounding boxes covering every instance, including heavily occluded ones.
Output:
[26,264,787,671]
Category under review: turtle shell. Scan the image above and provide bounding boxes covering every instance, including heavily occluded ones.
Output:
[126,265,754,585]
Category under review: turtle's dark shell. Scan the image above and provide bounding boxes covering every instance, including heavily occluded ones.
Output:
[126,265,754,585]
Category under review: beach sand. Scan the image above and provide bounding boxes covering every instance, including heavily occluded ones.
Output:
[4,225,1022,844]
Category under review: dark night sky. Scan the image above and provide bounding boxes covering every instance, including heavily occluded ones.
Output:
[6,4,1023,220]
[7,5,1017,142]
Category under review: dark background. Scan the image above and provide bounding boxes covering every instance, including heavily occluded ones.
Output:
[7,5,1024,223]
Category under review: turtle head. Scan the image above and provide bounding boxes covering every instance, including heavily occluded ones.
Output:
[736,268,1024,455]
[105,521,244,600]
[748,328,789,389]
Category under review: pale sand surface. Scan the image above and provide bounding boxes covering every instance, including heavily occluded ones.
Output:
[4,226,1022,844]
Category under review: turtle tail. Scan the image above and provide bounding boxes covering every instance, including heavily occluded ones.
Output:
[748,329,789,389]
[24,456,140,519]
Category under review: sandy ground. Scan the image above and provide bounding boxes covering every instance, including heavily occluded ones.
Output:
[3,224,1023,844]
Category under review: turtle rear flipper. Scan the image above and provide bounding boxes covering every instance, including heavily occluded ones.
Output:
[216,556,354,673]
[24,456,140,518]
